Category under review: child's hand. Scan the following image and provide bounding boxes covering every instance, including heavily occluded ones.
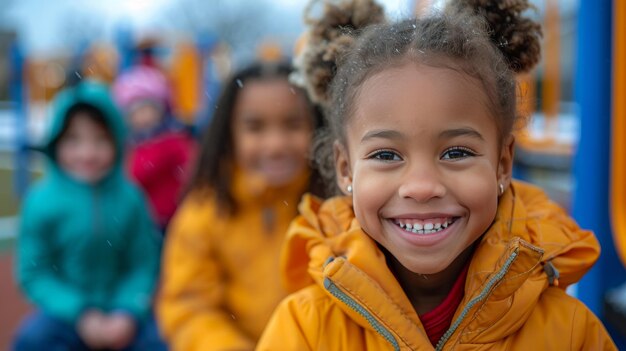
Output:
[77,309,107,349]
[102,313,137,350]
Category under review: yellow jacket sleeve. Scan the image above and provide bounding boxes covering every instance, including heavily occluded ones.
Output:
[572,301,618,350]
[157,197,254,351]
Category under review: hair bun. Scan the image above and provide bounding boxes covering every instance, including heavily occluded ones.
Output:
[454,0,542,73]
[294,0,385,105]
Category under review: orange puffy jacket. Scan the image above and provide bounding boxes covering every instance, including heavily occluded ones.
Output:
[257,181,617,350]
[157,170,309,351]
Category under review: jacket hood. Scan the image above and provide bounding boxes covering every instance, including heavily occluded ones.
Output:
[42,81,127,183]
[280,180,600,347]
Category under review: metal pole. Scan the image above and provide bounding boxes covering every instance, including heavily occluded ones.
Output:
[573,1,626,345]
[9,41,29,197]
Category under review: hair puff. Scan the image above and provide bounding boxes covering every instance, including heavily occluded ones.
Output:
[295,0,386,106]
[452,0,542,73]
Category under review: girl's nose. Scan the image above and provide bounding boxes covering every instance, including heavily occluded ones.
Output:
[397,165,446,202]
[264,129,290,154]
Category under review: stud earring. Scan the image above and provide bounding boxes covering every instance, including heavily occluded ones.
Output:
[499,183,504,196]
[347,185,353,194]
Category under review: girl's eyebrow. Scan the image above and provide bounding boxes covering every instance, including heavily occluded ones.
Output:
[361,129,403,142]
[439,127,484,141]
[240,113,263,122]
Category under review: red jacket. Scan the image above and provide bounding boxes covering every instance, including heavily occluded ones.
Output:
[127,131,196,229]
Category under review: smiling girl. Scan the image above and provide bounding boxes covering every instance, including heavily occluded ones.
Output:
[257,0,616,349]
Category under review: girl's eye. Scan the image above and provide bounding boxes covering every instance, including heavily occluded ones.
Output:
[441,147,476,160]
[285,116,308,131]
[243,120,264,133]
[371,150,402,161]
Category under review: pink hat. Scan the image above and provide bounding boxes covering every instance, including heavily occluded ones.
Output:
[112,66,171,112]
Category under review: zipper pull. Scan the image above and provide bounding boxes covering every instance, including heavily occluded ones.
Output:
[543,260,560,287]
[262,207,275,233]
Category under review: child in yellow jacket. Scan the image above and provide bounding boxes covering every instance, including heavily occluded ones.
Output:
[156,61,324,351]
[257,0,617,349]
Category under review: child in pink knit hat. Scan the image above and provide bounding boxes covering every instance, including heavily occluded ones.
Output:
[113,65,196,232]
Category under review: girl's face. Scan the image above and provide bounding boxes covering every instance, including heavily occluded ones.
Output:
[56,113,116,184]
[232,78,314,187]
[335,63,514,274]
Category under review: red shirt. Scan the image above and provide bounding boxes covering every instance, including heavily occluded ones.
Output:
[419,264,470,346]
[127,131,196,229]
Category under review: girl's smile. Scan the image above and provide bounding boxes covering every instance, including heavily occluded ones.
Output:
[387,216,460,247]
[387,209,463,244]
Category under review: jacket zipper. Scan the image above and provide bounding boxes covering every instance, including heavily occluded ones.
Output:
[93,188,98,236]
[435,250,519,351]
[324,278,401,351]
[90,187,101,295]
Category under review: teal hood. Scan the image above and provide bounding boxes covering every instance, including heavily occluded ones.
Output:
[43,80,127,182]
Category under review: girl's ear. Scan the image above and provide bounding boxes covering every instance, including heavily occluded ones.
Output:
[497,135,515,192]
[333,141,353,195]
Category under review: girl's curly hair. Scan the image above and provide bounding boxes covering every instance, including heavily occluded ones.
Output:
[295,0,542,192]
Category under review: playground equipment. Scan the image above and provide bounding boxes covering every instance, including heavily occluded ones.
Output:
[605,0,626,340]
[573,0,626,346]
[9,41,28,197]
[7,29,230,197]
[611,0,626,275]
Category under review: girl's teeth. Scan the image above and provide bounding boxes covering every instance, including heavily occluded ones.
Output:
[395,218,454,235]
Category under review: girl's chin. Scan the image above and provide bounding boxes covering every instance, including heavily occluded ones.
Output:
[67,170,108,184]
[263,174,299,187]
[403,263,448,276]
[258,167,301,186]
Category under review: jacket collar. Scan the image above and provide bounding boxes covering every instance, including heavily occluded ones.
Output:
[319,232,544,349]
[230,166,310,208]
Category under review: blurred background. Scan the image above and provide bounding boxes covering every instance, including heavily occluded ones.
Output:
[0,0,624,348]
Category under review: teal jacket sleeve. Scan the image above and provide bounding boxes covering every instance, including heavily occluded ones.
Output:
[110,192,161,321]
[16,192,86,323]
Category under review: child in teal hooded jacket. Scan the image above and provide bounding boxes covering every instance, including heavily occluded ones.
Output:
[13,81,166,351]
